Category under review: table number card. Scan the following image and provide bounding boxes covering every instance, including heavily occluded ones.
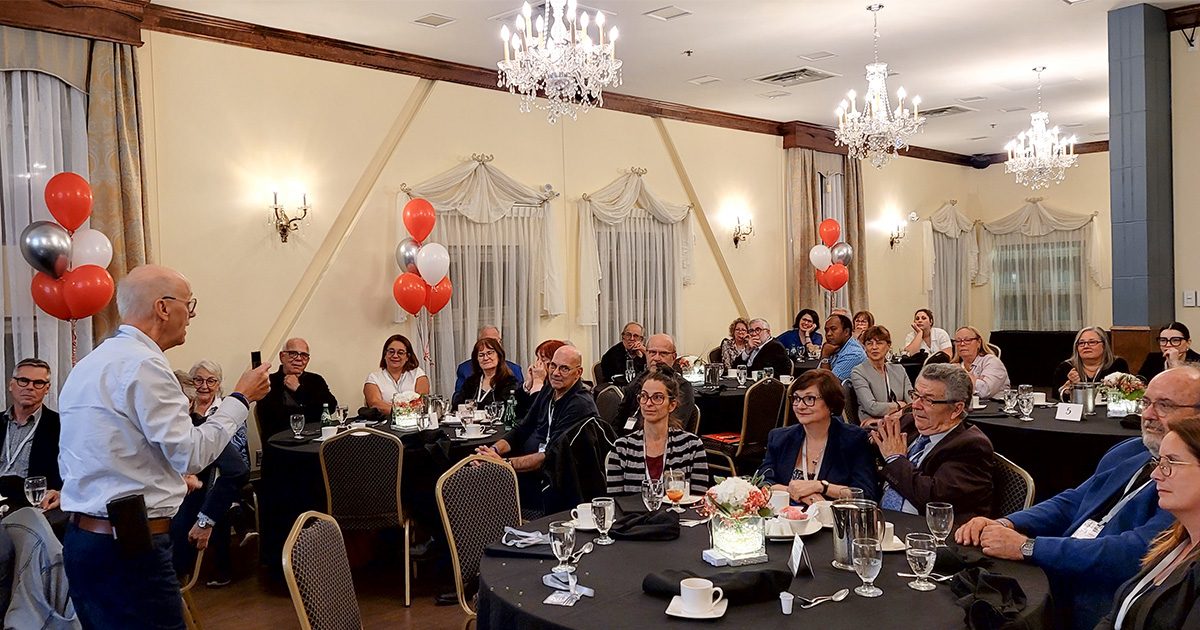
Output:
[1056,403,1084,422]
[787,535,813,577]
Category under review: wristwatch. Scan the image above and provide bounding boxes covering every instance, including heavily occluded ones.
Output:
[1020,538,1035,559]
[820,480,830,495]
[196,514,215,529]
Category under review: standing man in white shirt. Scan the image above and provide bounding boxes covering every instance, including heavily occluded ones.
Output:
[58,265,271,630]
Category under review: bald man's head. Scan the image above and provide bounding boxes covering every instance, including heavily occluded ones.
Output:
[646,334,677,372]
[117,265,190,322]
[549,344,583,395]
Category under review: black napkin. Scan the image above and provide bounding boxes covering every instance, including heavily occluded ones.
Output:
[609,510,680,541]
[950,567,1027,630]
[614,494,648,515]
[482,540,556,559]
[934,543,994,574]
[642,568,793,605]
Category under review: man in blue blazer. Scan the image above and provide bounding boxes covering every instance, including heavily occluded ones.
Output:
[955,366,1200,630]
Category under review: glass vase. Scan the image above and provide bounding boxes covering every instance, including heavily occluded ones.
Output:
[1107,396,1138,418]
[710,514,765,560]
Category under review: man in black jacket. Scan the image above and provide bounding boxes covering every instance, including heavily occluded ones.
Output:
[599,322,647,384]
[733,318,792,377]
[1,358,63,509]
[255,338,338,439]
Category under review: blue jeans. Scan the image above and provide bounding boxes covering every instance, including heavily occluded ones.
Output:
[63,523,186,630]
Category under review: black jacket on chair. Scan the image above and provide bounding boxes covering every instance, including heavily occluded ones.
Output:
[0,406,62,490]
[540,417,616,515]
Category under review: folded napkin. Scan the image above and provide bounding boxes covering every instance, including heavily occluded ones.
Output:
[934,542,994,575]
[543,572,595,597]
[642,568,793,605]
[950,567,1028,630]
[609,510,680,541]
[503,527,551,548]
[614,494,649,515]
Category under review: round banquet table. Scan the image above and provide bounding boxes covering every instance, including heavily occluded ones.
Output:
[477,509,1052,630]
[967,401,1141,503]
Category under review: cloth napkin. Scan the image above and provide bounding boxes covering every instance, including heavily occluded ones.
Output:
[950,567,1028,630]
[934,542,995,575]
[642,568,793,605]
[609,510,680,541]
[482,527,556,559]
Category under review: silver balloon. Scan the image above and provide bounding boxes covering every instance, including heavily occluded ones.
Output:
[20,221,72,279]
[395,237,421,274]
[830,242,854,266]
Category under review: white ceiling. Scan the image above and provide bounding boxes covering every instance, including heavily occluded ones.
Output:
[152,0,1192,155]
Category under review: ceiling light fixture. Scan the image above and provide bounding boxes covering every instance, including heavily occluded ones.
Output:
[1004,66,1078,190]
[497,0,622,123]
[834,4,925,169]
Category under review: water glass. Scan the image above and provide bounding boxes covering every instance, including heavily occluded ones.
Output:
[625,358,637,383]
[926,502,954,546]
[840,487,865,500]
[1017,393,1035,421]
[591,498,616,546]
[905,533,938,591]
[736,366,748,388]
[487,402,503,424]
[763,367,775,380]
[665,470,687,513]
[642,477,665,512]
[548,520,577,573]
[852,537,883,598]
[1002,388,1019,414]
[289,414,306,439]
[24,476,47,511]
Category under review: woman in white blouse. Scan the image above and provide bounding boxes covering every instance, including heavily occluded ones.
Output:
[364,334,429,413]
[949,326,1010,399]
[902,308,953,356]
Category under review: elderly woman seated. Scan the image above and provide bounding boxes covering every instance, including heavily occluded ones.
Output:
[758,369,878,504]
[949,326,1010,400]
[605,372,709,496]
[1053,326,1130,400]
[850,325,912,428]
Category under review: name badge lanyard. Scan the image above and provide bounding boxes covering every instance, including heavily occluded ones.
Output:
[799,438,824,482]
[1,416,40,476]
[1074,470,1154,538]
[539,400,556,453]
[1113,544,1188,629]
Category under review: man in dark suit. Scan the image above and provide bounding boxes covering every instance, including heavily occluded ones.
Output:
[614,334,695,433]
[1,358,63,509]
[599,322,647,384]
[954,366,1198,630]
[733,318,792,377]
[255,338,338,439]
[872,362,994,522]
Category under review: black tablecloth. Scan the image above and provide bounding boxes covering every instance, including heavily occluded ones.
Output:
[968,401,1141,503]
[477,509,1051,630]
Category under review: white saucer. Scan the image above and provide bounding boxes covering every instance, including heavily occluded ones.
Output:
[675,494,703,506]
[456,429,495,439]
[665,596,728,619]
[766,517,822,539]
[881,535,906,552]
[567,520,598,532]
[313,435,333,442]
[972,404,987,410]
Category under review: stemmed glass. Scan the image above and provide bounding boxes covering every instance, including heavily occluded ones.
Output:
[664,470,687,513]
[736,366,748,388]
[548,520,577,573]
[840,487,865,500]
[1017,393,1035,422]
[487,402,503,424]
[852,537,883,598]
[926,502,954,547]
[764,367,775,380]
[642,477,664,512]
[591,498,616,546]
[625,358,637,384]
[905,533,938,591]
[24,476,47,512]
[289,413,306,439]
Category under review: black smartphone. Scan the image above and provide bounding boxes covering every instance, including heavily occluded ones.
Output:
[107,494,154,557]
[251,351,262,368]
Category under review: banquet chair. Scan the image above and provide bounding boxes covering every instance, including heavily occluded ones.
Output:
[283,511,363,630]
[923,351,951,368]
[595,385,624,428]
[319,427,413,606]
[986,343,1002,358]
[592,361,606,386]
[707,347,722,363]
[683,404,701,435]
[992,453,1036,516]
[437,455,522,630]
[702,378,786,477]
[781,379,803,426]
[841,379,860,426]
[180,548,205,630]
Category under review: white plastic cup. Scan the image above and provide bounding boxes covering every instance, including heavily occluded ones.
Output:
[884,521,895,544]
[971,395,981,409]
[1031,391,1047,405]
[779,591,794,615]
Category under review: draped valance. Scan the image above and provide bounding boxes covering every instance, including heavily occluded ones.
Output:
[973,199,1106,289]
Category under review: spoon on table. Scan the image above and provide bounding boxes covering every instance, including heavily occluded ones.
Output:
[569,542,594,564]
[797,588,850,609]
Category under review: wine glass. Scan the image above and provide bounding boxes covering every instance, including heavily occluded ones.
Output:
[24,476,47,511]
[852,537,883,598]
[289,414,306,439]
[926,502,954,546]
[905,533,938,591]
[664,470,687,513]
[591,498,616,546]
[736,366,748,388]
[625,358,636,384]
[1017,393,1035,422]
[548,520,577,573]
[839,487,865,500]
[641,477,664,512]
[487,402,503,424]
[1002,388,1018,414]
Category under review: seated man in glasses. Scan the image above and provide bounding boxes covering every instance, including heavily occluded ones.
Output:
[255,338,338,438]
[613,334,695,434]
[871,363,995,522]
[731,318,793,377]
[953,366,1195,630]
[1,358,63,510]
[600,322,647,385]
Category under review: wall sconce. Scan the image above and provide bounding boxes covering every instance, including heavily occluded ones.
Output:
[889,212,920,249]
[733,216,754,248]
[270,191,310,243]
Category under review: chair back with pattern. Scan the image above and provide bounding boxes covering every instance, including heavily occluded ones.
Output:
[737,378,786,459]
[781,379,803,426]
[841,379,861,426]
[592,361,606,386]
[595,385,624,428]
[992,453,1035,517]
[708,347,722,363]
[684,404,700,435]
[320,428,403,530]
[283,512,363,630]
[437,455,522,617]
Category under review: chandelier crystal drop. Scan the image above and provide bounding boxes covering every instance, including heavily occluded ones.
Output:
[497,0,622,123]
[834,4,925,169]
[1004,67,1078,190]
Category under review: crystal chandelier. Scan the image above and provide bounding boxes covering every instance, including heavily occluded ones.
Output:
[835,4,924,169]
[497,0,622,123]
[1004,67,1078,190]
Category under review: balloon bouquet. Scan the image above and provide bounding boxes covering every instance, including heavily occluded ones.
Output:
[809,219,853,292]
[19,172,115,363]
[392,198,453,372]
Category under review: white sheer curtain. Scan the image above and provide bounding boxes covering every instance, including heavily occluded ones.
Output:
[401,158,563,394]
[578,172,692,354]
[919,202,977,333]
[819,173,848,314]
[974,199,1105,331]
[0,70,92,403]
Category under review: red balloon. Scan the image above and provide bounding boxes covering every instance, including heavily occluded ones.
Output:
[823,263,849,291]
[31,273,72,320]
[393,272,427,315]
[818,219,841,247]
[45,172,93,231]
[62,265,115,318]
[426,277,453,314]
[403,198,436,243]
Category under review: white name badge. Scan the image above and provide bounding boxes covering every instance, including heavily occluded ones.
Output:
[1056,403,1084,422]
[1071,519,1104,540]
[624,417,638,431]
[538,443,547,453]
[788,535,814,577]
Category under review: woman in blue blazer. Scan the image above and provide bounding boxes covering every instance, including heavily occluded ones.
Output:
[757,369,879,503]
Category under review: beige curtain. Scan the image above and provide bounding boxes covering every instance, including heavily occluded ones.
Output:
[843,156,869,312]
[0,25,90,91]
[87,41,150,340]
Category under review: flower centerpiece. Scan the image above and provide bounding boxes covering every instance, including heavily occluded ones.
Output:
[391,391,425,430]
[700,474,772,561]
[1102,372,1145,418]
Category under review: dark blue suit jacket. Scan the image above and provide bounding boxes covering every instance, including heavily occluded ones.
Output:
[756,417,879,502]
[454,359,524,399]
[1006,437,1174,630]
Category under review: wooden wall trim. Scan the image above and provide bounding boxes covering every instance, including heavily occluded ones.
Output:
[0,0,148,45]
[1166,4,1200,30]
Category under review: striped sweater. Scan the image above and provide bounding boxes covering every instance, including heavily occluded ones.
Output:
[605,428,710,497]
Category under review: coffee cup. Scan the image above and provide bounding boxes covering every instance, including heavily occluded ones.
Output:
[769,490,790,514]
[1031,391,1047,405]
[461,424,484,438]
[350,421,367,430]
[884,521,895,544]
[474,409,488,423]
[726,369,737,378]
[680,578,724,614]
[808,500,834,527]
[780,375,794,384]
[570,503,597,529]
[320,426,337,440]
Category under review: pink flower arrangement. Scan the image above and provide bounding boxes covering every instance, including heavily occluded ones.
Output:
[1101,372,1146,401]
[699,475,772,519]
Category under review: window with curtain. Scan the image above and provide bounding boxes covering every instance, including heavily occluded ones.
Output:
[594,210,681,353]
[991,235,1085,331]
[921,202,977,335]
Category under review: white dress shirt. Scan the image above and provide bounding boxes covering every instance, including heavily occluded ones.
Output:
[58,325,248,518]
[366,368,427,399]
[904,327,953,354]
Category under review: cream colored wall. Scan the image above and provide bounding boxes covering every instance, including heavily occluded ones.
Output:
[1172,37,1200,333]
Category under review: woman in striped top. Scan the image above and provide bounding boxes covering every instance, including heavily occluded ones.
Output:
[605,371,709,496]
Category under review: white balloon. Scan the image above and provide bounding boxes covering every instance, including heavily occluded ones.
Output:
[809,244,832,271]
[70,228,113,270]
[416,242,450,283]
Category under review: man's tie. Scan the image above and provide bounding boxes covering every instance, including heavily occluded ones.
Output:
[880,435,932,511]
